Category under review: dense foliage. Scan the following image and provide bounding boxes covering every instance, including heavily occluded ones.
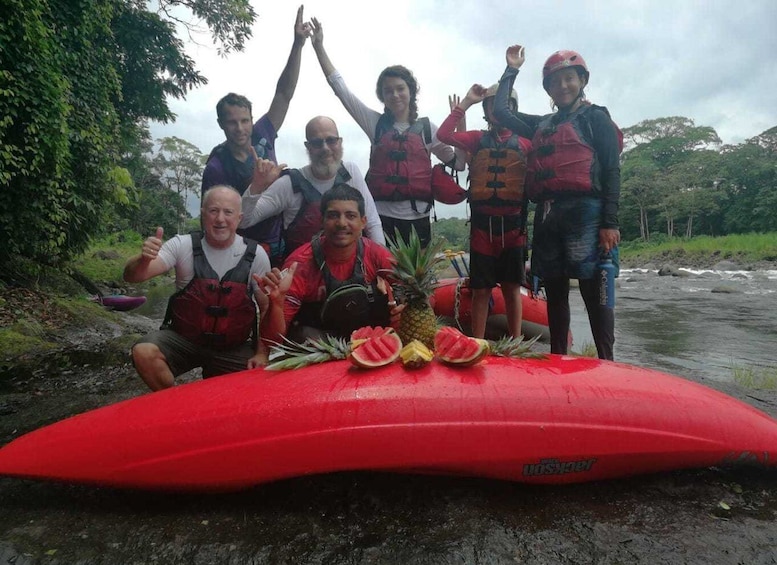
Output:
[0,0,254,266]
[620,119,777,241]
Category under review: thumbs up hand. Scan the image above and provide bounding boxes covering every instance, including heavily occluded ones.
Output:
[141,226,164,261]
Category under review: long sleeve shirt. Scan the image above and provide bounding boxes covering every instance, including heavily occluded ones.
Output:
[493,67,621,229]
[326,70,467,220]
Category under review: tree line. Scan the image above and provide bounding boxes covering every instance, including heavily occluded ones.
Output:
[1,1,775,268]
[620,117,777,241]
[0,0,252,265]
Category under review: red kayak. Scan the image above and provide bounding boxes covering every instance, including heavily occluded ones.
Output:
[433,278,551,340]
[1,356,776,492]
[91,295,147,312]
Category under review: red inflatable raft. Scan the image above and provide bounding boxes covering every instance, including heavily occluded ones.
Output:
[433,278,551,340]
[1,356,775,492]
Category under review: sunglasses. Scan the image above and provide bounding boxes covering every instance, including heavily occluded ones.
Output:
[305,136,342,149]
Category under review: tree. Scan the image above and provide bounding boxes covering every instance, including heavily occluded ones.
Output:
[432,218,469,251]
[153,136,204,232]
[0,0,257,266]
[620,117,725,240]
[718,130,777,234]
[111,131,186,236]
[620,155,662,241]
[663,151,724,238]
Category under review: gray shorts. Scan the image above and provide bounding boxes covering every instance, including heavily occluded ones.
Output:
[133,329,254,379]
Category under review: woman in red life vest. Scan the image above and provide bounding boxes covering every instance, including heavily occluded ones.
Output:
[310,17,466,247]
[493,46,622,360]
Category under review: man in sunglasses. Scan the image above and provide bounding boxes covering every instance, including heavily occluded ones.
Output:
[201,6,310,266]
[240,115,385,259]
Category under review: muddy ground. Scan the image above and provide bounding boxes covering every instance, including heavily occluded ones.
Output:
[1,310,776,564]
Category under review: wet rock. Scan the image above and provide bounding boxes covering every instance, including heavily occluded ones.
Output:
[658,265,689,277]
[712,260,740,271]
[711,285,743,294]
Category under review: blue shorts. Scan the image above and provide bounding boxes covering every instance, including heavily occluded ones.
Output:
[530,197,619,280]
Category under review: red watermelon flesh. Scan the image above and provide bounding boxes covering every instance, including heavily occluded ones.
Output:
[434,327,489,366]
[349,333,402,369]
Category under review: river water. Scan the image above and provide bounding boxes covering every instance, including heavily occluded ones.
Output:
[2,267,777,564]
[568,267,777,384]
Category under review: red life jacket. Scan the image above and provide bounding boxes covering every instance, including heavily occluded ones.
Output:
[365,116,433,208]
[163,232,258,349]
[468,131,528,216]
[293,237,389,337]
[527,105,621,202]
[282,164,352,255]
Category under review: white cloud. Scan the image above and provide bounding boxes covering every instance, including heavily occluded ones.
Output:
[153,0,777,219]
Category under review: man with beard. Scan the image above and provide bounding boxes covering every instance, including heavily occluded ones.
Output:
[240,116,384,258]
[256,184,400,344]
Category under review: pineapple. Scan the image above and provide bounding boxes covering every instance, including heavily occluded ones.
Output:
[387,227,446,349]
[266,334,350,370]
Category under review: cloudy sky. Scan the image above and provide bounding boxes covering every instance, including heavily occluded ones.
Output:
[150,0,777,218]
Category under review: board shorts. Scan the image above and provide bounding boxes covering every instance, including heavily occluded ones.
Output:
[468,213,527,289]
[380,215,431,248]
[530,196,619,280]
[133,329,254,379]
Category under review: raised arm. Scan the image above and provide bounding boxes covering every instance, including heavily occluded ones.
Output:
[123,227,172,283]
[438,85,489,154]
[310,17,335,77]
[266,5,311,132]
[310,16,381,139]
[493,45,539,138]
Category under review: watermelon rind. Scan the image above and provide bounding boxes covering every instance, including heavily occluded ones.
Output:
[349,333,402,369]
[434,327,490,367]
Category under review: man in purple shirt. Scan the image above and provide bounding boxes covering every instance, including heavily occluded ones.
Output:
[201,5,310,265]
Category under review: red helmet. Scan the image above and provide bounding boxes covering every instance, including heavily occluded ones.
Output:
[542,50,589,89]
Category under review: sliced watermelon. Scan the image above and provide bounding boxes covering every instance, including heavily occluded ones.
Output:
[349,333,402,369]
[434,327,490,367]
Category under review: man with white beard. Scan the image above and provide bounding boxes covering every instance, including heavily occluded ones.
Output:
[240,116,385,258]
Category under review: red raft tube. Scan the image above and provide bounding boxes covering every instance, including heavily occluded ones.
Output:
[0,356,776,492]
[433,278,552,341]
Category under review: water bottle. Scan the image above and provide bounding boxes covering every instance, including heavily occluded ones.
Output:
[598,252,616,309]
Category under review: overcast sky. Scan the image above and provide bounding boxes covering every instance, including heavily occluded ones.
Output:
[150,0,777,218]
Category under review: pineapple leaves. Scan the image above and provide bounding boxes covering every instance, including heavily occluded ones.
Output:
[266,334,351,371]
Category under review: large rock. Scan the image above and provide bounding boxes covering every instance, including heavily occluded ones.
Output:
[657,265,689,277]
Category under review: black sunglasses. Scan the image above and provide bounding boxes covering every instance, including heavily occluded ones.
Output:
[305,136,342,149]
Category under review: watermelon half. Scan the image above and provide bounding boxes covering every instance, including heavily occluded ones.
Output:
[434,327,490,367]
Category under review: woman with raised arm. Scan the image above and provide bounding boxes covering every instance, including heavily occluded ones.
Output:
[493,45,622,360]
[310,18,466,247]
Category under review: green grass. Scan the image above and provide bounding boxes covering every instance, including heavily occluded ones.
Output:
[573,341,598,358]
[732,364,777,390]
[71,230,144,285]
[620,232,777,266]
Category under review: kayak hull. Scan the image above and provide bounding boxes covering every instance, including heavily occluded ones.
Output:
[1,356,775,491]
